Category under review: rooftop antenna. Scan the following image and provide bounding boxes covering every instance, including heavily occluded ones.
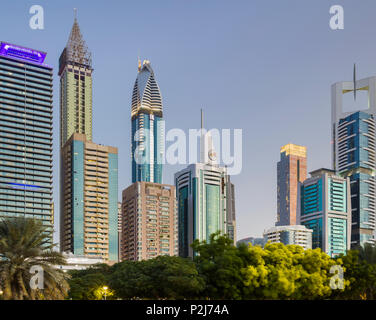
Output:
[353,63,357,101]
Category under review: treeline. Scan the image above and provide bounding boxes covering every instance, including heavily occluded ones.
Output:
[68,233,376,300]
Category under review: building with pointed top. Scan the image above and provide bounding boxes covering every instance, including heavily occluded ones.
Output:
[131,60,164,184]
[59,16,118,263]
[59,15,93,147]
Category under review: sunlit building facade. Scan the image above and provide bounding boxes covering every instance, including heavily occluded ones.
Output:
[0,42,53,241]
[276,143,307,226]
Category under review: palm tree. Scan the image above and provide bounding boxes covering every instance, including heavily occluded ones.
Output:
[0,216,70,300]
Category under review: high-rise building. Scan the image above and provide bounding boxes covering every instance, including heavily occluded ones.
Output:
[60,133,118,262]
[263,225,312,249]
[297,168,351,257]
[120,182,177,261]
[276,143,307,226]
[59,16,92,147]
[175,162,236,258]
[332,77,376,247]
[0,42,53,240]
[131,60,164,184]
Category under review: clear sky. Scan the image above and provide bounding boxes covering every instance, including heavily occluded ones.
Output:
[2,0,376,244]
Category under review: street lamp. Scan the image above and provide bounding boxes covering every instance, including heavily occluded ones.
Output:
[103,286,108,300]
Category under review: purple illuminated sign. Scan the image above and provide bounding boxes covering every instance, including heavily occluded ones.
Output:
[0,42,47,64]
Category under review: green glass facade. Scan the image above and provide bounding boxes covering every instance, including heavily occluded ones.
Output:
[175,163,235,257]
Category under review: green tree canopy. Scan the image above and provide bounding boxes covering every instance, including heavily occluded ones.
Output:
[109,256,205,299]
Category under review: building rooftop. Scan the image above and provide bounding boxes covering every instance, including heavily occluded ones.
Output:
[280,143,306,157]
[309,168,336,177]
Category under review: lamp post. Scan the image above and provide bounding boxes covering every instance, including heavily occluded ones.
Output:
[103,286,108,300]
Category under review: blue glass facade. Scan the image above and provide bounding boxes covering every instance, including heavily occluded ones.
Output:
[0,43,53,241]
[299,170,350,257]
[131,114,163,183]
[131,61,163,184]
[175,164,233,257]
[337,111,376,247]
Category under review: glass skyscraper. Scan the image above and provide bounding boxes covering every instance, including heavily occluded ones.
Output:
[298,168,351,257]
[332,77,376,247]
[59,18,119,262]
[131,60,164,184]
[175,162,236,258]
[0,42,53,240]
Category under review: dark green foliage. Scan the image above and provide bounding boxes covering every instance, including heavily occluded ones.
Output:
[109,256,205,299]
[334,244,376,300]
[67,264,112,300]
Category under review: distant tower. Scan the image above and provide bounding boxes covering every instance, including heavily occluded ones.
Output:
[276,143,307,226]
[59,13,93,147]
[131,60,164,183]
[332,73,376,247]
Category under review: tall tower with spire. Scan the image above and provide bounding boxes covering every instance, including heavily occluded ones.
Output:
[131,59,164,183]
[59,14,118,263]
[59,13,93,147]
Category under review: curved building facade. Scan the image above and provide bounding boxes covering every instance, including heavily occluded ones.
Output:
[131,60,164,183]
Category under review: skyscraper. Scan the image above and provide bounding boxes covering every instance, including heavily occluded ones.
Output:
[332,77,376,247]
[120,182,177,261]
[59,17,119,262]
[175,162,236,257]
[59,16,92,147]
[0,42,53,240]
[298,168,351,257]
[276,143,307,226]
[60,133,118,262]
[131,60,164,184]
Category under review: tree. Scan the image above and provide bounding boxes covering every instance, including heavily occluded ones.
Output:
[191,232,247,299]
[109,256,205,299]
[68,264,112,300]
[0,217,69,300]
[334,244,376,300]
[242,242,344,300]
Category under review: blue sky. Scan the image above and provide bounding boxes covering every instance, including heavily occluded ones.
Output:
[2,0,376,243]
